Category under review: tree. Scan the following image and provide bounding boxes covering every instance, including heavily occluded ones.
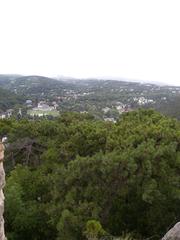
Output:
[84,220,106,240]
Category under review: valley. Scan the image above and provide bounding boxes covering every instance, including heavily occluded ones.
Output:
[1,75,180,121]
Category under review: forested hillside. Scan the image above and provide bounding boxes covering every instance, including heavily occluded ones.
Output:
[0,75,22,87]
[0,87,24,111]
[1,109,180,240]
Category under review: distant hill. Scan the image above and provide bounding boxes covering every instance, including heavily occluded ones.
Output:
[12,75,63,85]
[0,75,72,97]
[0,74,22,87]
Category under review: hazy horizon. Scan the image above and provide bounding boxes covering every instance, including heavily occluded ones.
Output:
[1,73,178,87]
[0,0,180,86]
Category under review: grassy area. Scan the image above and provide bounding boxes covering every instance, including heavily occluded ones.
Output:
[27,109,60,117]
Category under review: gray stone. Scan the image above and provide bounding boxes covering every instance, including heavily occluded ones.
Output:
[162,222,180,240]
[0,142,6,240]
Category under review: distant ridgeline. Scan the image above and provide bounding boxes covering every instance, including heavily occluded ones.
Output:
[1,109,180,240]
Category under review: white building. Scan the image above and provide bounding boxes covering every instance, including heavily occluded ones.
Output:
[102,107,111,113]
[33,101,54,111]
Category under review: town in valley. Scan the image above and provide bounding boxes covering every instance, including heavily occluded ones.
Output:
[1,74,180,121]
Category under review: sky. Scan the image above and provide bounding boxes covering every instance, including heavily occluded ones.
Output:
[0,0,180,85]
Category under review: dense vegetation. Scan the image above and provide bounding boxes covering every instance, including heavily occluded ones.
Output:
[1,109,180,240]
[0,87,24,111]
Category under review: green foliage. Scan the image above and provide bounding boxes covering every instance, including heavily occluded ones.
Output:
[5,165,56,240]
[84,220,106,240]
[2,110,180,240]
[0,87,24,111]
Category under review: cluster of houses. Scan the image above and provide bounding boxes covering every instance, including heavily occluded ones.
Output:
[27,100,59,117]
[115,103,130,113]
[0,109,13,119]
[102,102,132,123]
[102,102,131,115]
[0,99,59,119]
[133,97,155,105]
[26,100,58,111]
[32,101,56,112]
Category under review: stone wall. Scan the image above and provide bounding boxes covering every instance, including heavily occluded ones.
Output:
[0,142,6,240]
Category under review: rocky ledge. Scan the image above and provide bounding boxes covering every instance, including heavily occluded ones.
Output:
[162,222,180,240]
[0,142,6,240]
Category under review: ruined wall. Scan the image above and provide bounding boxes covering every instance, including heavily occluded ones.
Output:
[0,142,6,240]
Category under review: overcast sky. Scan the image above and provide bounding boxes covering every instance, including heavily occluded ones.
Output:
[0,0,180,85]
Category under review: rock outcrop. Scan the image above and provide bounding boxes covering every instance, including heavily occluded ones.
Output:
[0,142,6,240]
[162,222,180,240]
